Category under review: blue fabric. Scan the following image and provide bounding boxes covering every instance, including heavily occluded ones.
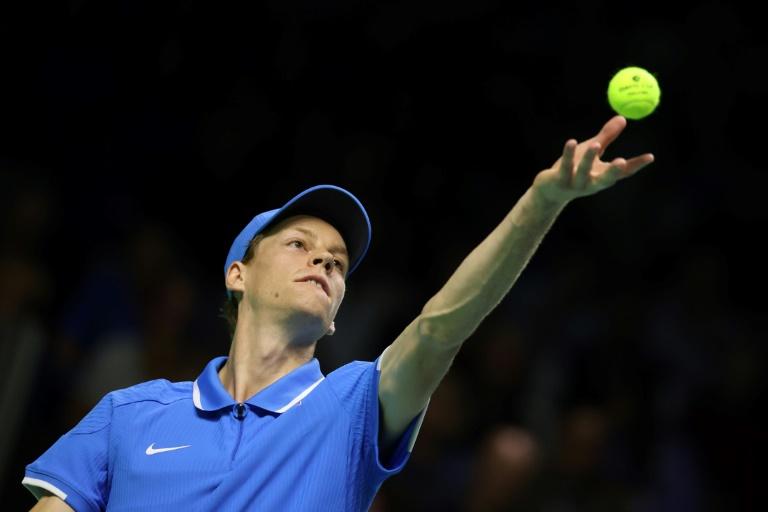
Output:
[24,351,426,511]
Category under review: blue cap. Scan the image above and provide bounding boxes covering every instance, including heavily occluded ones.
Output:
[224,185,371,290]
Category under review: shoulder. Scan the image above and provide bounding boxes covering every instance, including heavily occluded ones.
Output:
[322,358,380,409]
[109,378,192,408]
[68,379,192,436]
[326,359,376,383]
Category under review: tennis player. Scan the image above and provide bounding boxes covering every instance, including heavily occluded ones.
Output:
[24,116,653,511]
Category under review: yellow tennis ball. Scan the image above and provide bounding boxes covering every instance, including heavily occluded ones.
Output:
[607,66,661,120]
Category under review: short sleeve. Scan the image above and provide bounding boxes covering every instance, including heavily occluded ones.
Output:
[368,347,429,476]
[326,346,429,483]
[22,393,113,512]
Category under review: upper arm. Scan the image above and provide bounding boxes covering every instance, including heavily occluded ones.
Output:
[23,393,112,511]
[30,495,75,512]
[378,315,462,446]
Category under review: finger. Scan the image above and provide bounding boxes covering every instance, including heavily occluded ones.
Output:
[559,139,577,185]
[620,153,655,177]
[591,116,627,157]
[593,157,626,188]
[574,142,600,188]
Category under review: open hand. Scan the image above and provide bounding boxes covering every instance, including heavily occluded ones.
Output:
[532,116,655,205]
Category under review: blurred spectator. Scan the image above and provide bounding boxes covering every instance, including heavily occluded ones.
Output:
[528,405,634,512]
[0,168,55,494]
[464,425,540,512]
[52,221,215,427]
[0,256,49,488]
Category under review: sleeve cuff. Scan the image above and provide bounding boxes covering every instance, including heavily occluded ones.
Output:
[374,401,429,475]
[23,469,98,512]
[371,348,430,476]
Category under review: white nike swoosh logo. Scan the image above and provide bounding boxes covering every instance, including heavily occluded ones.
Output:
[145,443,192,455]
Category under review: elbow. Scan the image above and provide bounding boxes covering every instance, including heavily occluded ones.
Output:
[417,308,475,349]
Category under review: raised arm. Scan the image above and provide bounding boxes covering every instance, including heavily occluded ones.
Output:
[377,116,655,449]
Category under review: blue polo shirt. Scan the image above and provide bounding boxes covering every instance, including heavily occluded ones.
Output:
[23,348,429,511]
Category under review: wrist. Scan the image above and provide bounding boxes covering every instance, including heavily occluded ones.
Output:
[527,185,570,211]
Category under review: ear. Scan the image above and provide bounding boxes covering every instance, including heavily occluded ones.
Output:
[225,261,247,296]
[326,321,336,336]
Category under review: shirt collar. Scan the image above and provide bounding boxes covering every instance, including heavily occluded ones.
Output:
[192,356,325,414]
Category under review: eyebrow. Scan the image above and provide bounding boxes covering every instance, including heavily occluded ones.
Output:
[289,227,349,259]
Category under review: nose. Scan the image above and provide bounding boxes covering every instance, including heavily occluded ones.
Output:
[311,252,334,273]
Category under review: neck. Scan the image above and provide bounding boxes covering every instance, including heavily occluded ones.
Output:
[219,314,316,403]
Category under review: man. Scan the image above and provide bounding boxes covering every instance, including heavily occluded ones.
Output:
[23,115,654,511]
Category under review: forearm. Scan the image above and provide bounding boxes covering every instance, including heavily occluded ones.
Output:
[420,186,567,345]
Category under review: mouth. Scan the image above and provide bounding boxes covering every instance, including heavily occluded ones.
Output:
[296,275,330,297]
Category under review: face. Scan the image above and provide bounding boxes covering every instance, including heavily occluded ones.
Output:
[229,215,349,335]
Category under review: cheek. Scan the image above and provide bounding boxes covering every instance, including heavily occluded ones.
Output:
[332,283,346,307]
[245,272,279,302]
[331,278,347,302]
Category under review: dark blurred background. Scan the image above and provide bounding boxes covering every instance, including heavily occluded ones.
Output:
[1,0,766,510]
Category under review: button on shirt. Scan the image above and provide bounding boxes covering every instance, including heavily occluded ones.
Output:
[23,348,428,511]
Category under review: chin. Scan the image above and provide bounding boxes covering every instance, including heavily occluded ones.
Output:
[290,305,331,334]
[293,293,333,316]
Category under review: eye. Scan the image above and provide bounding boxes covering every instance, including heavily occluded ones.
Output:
[334,259,344,270]
[289,240,305,249]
